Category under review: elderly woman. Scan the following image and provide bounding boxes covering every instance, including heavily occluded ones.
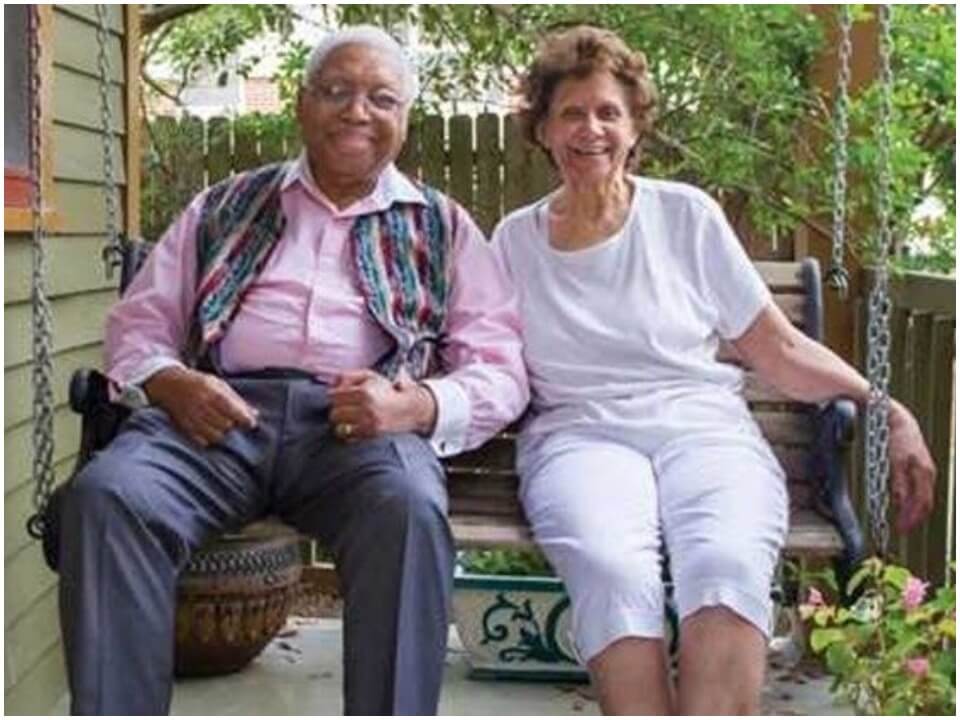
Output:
[492,26,935,715]
[58,26,527,715]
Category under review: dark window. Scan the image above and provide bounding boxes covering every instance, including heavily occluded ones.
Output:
[5,5,32,207]
[5,5,30,167]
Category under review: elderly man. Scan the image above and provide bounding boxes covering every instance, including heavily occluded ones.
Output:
[58,26,528,715]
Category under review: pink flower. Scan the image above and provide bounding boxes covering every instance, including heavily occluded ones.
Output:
[902,577,929,611]
[806,587,826,607]
[905,657,930,678]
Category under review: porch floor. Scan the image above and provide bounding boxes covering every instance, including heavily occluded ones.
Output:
[55,617,852,715]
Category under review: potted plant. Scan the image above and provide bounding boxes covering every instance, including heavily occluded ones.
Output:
[800,558,956,715]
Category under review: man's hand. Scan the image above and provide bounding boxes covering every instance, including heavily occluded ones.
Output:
[888,399,936,534]
[329,369,437,441]
[143,367,258,447]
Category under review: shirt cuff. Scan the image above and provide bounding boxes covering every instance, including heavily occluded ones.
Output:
[109,357,186,408]
[420,377,470,457]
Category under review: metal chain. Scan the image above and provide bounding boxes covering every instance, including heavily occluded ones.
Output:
[27,5,57,533]
[865,5,895,556]
[827,5,852,298]
[96,4,123,278]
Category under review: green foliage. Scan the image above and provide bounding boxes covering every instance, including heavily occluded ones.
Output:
[836,5,956,274]
[144,4,955,273]
[458,549,555,577]
[149,5,297,85]
[800,558,956,715]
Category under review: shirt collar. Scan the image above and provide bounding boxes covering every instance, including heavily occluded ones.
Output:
[281,152,427,216]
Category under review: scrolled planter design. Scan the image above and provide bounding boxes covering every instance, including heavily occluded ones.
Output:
[452,573,588,681]
[174,521,302,677]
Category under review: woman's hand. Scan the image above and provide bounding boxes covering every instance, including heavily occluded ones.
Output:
[887,399,936,533]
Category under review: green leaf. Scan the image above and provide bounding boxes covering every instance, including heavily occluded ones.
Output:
[846,563,874,595]
[937,618,955,639]
[883,565,912,590]
[932,649,956,679]
[810,628,846,652]
[824,642,857,675]
[884,698,912,716]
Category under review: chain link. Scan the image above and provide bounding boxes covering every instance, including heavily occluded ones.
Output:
[827,5,853,299]
[28,6,57,532]
[865,5,896,556]
[96,4,123,278]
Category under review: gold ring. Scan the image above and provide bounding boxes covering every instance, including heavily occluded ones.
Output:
[337,422,354,438]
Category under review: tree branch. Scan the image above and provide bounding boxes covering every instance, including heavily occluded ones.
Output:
[141,22,173,66]
[141,4,208,35]
[142,69,183,106]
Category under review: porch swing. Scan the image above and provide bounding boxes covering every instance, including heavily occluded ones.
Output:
[26,4,899,677]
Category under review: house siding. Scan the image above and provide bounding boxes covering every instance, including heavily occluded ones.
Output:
[4,5,135,713]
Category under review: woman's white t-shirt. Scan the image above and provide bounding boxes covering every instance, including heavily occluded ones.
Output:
[491,176,773,449]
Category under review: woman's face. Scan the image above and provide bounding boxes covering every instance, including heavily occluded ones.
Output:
[538,70,639,186]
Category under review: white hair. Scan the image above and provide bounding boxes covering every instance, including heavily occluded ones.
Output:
[303,25,419,105]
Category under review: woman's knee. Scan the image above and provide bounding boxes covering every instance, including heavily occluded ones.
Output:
[570,540,659,591]
[680,540,777,591]
[673,543,776,635]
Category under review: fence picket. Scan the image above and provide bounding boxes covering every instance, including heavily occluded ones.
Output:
[422,114,446,190]
[448,114,474,216]
[396,116,421,178]
[284,119,302,159]
[260,116,288,165]
[927,318,955,585]
[890,307,911,566]
[180,116,205,198]
[233,117,261,172]
[206,116,232,184]
[503,113,530,214]
[474,113,501,236]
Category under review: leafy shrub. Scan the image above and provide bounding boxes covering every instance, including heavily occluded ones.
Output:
[458,549,555,577]
[801,558,956,715]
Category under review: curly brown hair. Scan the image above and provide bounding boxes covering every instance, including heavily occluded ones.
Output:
[516,25,658,168]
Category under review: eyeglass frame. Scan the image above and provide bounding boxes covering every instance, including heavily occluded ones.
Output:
[302,80,409,114]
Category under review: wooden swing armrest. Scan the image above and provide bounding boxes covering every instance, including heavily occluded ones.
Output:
[69,368,112,414]
[812,398,866,580]
[69,368,131,468]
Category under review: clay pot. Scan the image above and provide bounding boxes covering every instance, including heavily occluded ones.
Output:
[174,521,302,677]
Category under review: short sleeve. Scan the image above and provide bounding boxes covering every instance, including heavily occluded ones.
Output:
[697,199,771,339]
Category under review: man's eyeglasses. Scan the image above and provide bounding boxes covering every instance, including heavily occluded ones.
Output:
[306,83,405,114]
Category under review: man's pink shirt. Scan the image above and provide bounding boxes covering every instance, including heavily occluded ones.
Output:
[105,157,528,454]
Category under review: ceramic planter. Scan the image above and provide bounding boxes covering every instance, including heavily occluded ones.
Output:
[452,572,589,681]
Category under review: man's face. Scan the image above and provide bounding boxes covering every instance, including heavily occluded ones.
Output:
[296,43,409,186]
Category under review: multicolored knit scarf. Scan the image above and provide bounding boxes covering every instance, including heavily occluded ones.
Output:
[193,162,453,380]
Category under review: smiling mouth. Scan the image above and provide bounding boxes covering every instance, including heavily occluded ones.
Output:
[571,147,609,157]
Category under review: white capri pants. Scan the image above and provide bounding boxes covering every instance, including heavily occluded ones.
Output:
[518,430,789,664]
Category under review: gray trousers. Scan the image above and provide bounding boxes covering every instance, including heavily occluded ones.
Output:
[58,375,455,715]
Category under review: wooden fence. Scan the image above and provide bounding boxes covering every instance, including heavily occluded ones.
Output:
[141,113,795,261]
[854,271,956,585]
[143,113,954,583]
[141,112,557,242]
